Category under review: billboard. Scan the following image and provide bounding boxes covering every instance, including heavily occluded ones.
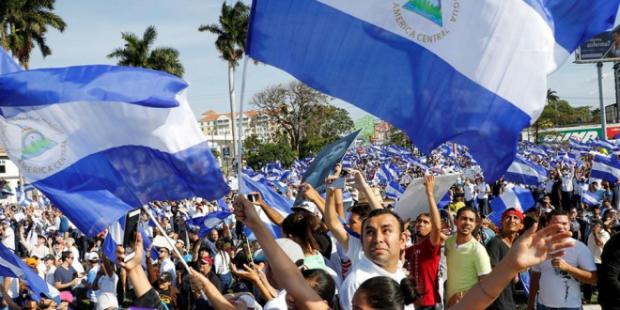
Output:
[575,26,620,63]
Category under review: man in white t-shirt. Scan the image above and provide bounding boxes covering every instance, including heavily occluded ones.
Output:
[475,177,491,217]
[585,220,609,303]
[339,208,410,310]
[527,210,597,310]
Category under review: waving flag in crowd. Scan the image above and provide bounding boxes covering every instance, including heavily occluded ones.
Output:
[385,181,405,200]
[0,65,230,235]
[247,0,620,181]
[489,187,535,225]
[0,242,58,302]
[581,191,602,207]
[239,173,292,239]
[188,211,233,237]
[591,154,620,183]
[503,156,547,186]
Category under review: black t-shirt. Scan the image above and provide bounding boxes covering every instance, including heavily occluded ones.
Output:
[599,232,620,310]
[485,236,515,310]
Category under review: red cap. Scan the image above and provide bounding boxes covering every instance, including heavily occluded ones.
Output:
[502,209,524,222]
[200,255,213,265]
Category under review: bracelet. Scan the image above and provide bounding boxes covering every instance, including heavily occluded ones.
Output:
[478,281,494,300]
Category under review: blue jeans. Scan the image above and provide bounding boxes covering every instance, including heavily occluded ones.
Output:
[219,272,233,292]
[536,303,582,310]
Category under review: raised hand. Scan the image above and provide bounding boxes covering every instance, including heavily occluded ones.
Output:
[233,195,262,229]
[116,232,144,271]
[506,223,574,271]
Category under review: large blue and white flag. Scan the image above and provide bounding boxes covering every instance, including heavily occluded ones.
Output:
[489,187,535,225]
[591,154,620,183]
[503,156,547,186]
[0,242,57,301]
[0,65,230,235]
[247,0,620,181]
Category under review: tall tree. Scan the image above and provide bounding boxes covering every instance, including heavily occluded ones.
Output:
[198,1,250,159]
[252,81,354,158]
[108,26,184,77]
[0,0,66,69]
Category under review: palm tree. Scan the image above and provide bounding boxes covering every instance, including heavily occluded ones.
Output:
[199,1,250,159]
[547,89,560,126]
[0,0,66,69]
[108,26,184,77]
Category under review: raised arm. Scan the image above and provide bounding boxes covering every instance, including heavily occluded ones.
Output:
[351,170,383,210]
[233,196,329,310]
[188,269,236,310]
[253,192,285,226]
[301,183,326,215]
[325,186,351,252]
[451,223,574,310]
[424,175,442,246]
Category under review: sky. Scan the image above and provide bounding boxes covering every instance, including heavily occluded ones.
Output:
[27,1,620,121]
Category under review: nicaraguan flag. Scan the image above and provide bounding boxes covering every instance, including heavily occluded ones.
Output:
[488,187,534,225]
[188,211,233,237]
[385,181,405,200]
[0,242,57,301]
[247,0,620,182]
[503,156,547,186]
[0,65,230,236]
[591,154,620,183]
[581,191,602,207]
[590,139,616,152]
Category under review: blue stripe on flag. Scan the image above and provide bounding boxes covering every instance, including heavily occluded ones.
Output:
[33,143,229,236]
[522,0,620,52]
[248,0,533,182]
[0,48,21,74]
[0,65,187,116]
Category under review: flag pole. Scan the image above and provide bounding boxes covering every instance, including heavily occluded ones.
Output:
[236,56,250,191]
[141,206,208,300]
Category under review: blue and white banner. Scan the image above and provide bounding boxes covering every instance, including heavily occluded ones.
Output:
[247,0,620,182]
[489,187,535,225]
[0,65,230,236]
[503,156,547,186]
[591,154,620,183]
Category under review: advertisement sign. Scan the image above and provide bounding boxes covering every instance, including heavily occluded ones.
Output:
[541,128,601,143]
[575,27,620,63]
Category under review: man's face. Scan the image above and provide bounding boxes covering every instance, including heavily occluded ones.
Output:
[158,248,170,259]
[362,214,405,268]
[415,215,431,238]
[348,213,363,234]
[549,215,570,233]
[455,210,476,236]
[501,214,523,234]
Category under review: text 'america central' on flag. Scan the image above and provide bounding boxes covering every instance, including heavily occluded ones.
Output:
[247,0,620,181]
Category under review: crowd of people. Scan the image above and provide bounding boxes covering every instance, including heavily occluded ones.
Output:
[0,141,618,310]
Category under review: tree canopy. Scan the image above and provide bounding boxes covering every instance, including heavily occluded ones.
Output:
[108,25,184,77]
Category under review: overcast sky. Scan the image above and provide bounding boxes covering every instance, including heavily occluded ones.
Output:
[28,1,620,121]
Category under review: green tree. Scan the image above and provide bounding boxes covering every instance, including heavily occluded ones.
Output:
[0,0,66,69]
[252,81,354,158]
[107,26,184,77]
[386,126,411,147]
[199,1,250,159]
[243,134,296,170]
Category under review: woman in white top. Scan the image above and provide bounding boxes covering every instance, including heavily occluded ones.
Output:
[214,238,233,292]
